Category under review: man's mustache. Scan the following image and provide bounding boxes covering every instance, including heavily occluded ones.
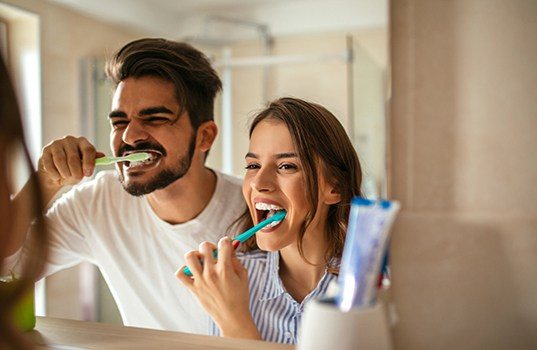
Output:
[117,141,167,157]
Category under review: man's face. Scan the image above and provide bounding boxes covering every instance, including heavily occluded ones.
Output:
[109,76,196,196]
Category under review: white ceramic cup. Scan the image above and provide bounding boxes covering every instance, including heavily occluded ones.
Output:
[297,298,392,350]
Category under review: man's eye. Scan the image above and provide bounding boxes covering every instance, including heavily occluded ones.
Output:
[112,120,128,128]
[146,117,169,123]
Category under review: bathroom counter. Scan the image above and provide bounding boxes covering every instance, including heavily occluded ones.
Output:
[31,316,294,350]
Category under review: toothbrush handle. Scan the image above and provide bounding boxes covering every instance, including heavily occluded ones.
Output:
[182,223,267,276]
[96,156,128,166]
[182,249,219,277]
[95,157,113,166]
[181,226,262,277]
[181,213,285,277]
[182,266,193,277]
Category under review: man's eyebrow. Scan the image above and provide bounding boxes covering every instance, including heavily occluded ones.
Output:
[245,152,298,159]
[109,110,126,119]
[139,106,175,116]
[108,106,175,119]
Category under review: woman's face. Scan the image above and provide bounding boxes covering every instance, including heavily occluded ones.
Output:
[242,118,332,252]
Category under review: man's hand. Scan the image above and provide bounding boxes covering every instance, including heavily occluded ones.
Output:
[5,136,104,258]
[37,136,104,197]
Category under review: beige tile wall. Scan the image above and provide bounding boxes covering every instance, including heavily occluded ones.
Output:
[389,0,537,348]
[204,30,387,178]
[1,0,142,145]
[1,0,142,320]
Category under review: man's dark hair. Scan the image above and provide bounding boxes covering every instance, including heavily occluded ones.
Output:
[105,38,222,130]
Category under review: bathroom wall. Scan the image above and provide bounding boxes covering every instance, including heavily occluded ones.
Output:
[389,0,537,348]
[204,28,387,195]
[1,0,142,320]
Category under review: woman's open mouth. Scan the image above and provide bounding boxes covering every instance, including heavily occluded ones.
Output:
[254,202,286,230]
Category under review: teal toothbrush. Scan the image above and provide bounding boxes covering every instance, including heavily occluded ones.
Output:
[182,210,286,277]
[95,152,150,166]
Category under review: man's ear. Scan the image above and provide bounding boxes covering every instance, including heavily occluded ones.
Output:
[196,121,218,152]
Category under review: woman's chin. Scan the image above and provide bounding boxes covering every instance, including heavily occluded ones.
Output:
[255,239,281,252]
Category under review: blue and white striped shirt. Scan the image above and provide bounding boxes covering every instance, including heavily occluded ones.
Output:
[210,250,338,344]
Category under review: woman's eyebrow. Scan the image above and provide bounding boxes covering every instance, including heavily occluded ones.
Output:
[245,152,298,159]
[275,152,297,159]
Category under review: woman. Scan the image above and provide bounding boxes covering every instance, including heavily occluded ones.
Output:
[177,97,362,344]
[0,56,48,349]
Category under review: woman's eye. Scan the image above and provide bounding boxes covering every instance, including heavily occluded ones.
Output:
[245,163,260,170]
[279,163,297,171]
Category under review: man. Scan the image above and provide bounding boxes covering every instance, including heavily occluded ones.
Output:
[4,38,245,334]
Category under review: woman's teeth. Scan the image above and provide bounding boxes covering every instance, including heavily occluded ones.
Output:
[254,202,285,227]
[255,202,283,211]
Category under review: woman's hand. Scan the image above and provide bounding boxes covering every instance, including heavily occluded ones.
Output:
[176,237,261,340]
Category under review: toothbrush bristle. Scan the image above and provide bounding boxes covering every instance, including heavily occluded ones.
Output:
[267,220,282,228]
[265,211,286,227]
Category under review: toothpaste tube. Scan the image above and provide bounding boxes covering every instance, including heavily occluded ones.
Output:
[337,198,400,311]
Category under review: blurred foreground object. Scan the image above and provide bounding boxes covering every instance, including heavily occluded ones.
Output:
[0,54,48,349]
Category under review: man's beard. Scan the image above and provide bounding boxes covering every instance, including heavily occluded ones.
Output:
[118,134,196,196]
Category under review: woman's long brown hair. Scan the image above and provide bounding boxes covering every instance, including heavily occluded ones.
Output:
[230,97,362,274]
[0,57,48,349]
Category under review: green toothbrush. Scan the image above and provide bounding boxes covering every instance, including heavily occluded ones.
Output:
[95,152,151,166]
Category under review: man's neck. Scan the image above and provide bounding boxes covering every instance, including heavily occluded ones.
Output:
[145,166,217,225]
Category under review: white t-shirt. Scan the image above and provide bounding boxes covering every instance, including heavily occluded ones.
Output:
[8,169,245,334]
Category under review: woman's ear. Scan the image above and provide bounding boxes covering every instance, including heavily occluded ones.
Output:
[324,187,342,205]
[321,177,342,205]
[196,121,218,152]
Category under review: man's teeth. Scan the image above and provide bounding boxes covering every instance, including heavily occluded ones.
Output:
[128,153,157,167]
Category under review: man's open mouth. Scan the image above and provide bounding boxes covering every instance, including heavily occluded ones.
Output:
[122,150,162,170]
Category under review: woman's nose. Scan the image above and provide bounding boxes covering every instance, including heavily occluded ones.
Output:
[121,119,149,145]
[250,167,276,193]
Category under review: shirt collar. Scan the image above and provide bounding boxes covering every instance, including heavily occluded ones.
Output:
[259,251,339,302]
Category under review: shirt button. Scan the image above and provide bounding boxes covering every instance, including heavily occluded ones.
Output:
[284,331,293,339]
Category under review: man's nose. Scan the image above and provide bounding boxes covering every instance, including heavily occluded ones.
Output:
[122,119,149,145]
[250,167,276,193]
